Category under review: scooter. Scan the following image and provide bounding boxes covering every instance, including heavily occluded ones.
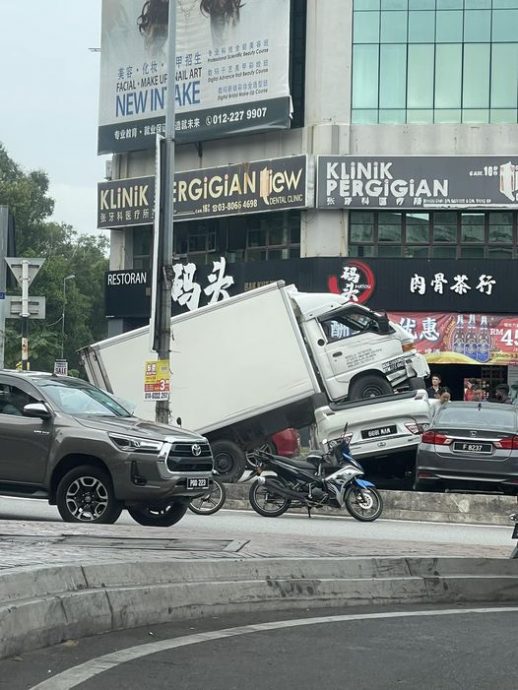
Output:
[248,429,383,521]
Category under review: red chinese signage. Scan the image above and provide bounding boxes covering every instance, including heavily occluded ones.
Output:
[389,312,518,365]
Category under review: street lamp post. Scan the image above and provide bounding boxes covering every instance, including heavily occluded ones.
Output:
[61,274,75,359]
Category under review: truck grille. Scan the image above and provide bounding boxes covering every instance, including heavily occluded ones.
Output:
[166,441,213,473]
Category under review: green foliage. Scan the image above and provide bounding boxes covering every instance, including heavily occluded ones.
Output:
[0,143,108,373]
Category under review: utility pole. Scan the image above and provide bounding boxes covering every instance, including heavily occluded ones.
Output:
[0,207,8,369]
[155,0,177,424]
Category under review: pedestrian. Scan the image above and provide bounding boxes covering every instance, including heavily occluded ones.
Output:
[464,378,478,401]
[426,374,442,399]
[494,383,512,404]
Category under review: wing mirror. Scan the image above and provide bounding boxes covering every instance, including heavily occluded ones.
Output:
[23,402,51,419]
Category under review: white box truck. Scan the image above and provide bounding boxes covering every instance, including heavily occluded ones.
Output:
[80,282,429,481]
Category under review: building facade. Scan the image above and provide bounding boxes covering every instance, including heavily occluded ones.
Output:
[99,0,518,401]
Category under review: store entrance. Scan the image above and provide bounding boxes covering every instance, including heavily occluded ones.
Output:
[426,364,507,402]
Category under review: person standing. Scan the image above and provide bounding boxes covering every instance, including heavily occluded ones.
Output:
[494,383,512,404]
[426,374,442,399]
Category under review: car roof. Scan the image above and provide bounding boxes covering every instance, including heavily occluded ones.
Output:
[0,370,83,385]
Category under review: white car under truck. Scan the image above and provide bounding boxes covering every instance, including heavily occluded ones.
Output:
[80,282,429,481]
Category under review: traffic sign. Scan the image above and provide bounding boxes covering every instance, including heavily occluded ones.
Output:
[5,258,45,287]
[5,296,46,319]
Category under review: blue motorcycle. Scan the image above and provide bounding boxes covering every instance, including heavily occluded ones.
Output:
[249,430,383,522]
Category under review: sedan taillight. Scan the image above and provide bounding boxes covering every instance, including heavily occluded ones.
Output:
[421,430,452,445]
[495,435,518,450]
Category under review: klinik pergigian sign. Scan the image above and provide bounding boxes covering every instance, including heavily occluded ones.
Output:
[317,156,518,209]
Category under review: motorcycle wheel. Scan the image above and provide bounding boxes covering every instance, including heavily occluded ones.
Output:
[249,481,291,517]
[188,479,226,515]
[345,486,383,522]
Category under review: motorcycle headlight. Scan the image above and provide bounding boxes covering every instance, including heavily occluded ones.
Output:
[109,433,164,453]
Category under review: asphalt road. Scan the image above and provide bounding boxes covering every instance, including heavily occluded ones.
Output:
[2,605,518,690]
[0,496,512,552]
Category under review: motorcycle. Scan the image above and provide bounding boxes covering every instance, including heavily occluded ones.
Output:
[509,510,518,558]
[248,430,383,522]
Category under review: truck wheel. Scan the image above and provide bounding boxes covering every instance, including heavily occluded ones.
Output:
[348,375,393,400]
[56,465,123,524]
[211,439,246,482]
[127,501,188,527]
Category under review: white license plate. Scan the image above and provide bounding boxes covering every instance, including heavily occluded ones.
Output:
[452,442,492,454]
[186,477,209,490]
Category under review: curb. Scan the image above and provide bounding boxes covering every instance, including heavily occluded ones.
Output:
[2,556,518,660]
[224,483,518,525]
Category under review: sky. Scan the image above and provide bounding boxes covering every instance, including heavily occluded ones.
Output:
[0,0,107,236]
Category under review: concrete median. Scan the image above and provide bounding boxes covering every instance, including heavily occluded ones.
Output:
[225,483,518,525]
[3,556,518,660]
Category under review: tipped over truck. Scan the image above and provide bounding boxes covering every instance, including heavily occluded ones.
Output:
[80,282,429,481]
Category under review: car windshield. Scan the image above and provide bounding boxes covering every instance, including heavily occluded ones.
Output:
[436,404,516,432]
[38,379,132,417]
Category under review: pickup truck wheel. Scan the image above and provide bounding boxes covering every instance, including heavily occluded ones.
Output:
[348,375,393,400]
[127,501,188,527]
[56,465,123,524]
[211,439,246,483]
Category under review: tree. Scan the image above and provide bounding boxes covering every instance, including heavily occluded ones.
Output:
[0,143,108,373]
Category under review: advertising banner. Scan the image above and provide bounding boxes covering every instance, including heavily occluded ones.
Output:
[98,176,155,228]
[98,0,292,154]
[317,156,518,210]
[388,311,518,365]
[144,359,170,400]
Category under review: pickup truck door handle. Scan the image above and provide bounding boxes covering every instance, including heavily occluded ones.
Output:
[332,352,343,358]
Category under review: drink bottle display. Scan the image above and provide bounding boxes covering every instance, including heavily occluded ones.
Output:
[452,314,465,355]
[464,314,478,360]
[477,315,490,363]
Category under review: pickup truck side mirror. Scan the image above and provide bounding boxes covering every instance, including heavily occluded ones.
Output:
[23,402,52,420]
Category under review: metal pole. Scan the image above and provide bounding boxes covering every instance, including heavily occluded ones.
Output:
[155,0,176,425]
[20,259,29,371]
[61,278,66,360]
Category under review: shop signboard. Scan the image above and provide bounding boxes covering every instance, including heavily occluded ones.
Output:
[317,156,518,209]
[105,269,151,317]
[98,0,292,154]
[388,311,518,366]
[105,257,518,319]
[174,155,311,220]
[98,176,155,228]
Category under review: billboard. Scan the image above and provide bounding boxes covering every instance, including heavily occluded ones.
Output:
[317,156,518,209]
[98,0,292,154]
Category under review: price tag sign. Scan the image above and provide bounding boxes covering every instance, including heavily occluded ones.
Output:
[144,359,170,401]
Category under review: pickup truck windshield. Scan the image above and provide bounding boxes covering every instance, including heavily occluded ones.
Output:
[39,380,131,417]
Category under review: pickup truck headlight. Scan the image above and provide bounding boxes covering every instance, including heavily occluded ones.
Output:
[109,433,164,453]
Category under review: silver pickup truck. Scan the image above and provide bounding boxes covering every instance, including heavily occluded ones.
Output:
[312,390,433,484]
[0,371,213,526]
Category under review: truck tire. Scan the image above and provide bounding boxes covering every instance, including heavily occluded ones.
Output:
[348,375,393,400]
[211,439,246,482]
[56,465,123,524]
[127,501,188,526]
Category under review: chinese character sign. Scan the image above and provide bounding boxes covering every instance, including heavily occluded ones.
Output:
[389,312,518,365]
[144,359,170,400]
[99,0,292,153]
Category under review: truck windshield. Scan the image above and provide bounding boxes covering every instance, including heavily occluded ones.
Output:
[39,380,132,417]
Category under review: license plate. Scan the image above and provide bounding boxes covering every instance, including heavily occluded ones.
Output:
[361,424,397,440]
[186,477,209,490]
[452,442,492,454]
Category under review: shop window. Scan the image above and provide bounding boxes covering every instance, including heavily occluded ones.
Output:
[431,245,457,258]
[133,226,152,269]
[433,212,458,242]
[489,212,513,243]
[378,212,402,242]
[406,212,430,243]
[461,213,485,242]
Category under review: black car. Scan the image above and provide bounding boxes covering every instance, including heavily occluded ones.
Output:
[414,401,518,494]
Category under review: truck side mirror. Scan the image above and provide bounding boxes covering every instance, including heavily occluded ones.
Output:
[176,417,182,427]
